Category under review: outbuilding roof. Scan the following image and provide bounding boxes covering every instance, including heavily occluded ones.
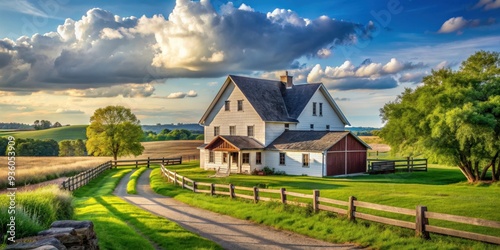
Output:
[266,130,371,151]
[205,135,265,151]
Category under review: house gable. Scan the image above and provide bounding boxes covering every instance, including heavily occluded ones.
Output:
[296,85,350,130]
[199,78,265,144]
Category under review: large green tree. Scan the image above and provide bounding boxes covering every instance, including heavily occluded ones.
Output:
[86,106,144,160]
[380,51,500,182]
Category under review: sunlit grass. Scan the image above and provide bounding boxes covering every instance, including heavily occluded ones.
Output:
[127,167,148,194]
[152,162,499,249]
[73,168,221,250]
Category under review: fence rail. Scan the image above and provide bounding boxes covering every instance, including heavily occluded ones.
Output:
[60,157,183,191]
[60,161,112,191]
[112,157,182,168]
[160,165,500,245]
[367,157,427,173]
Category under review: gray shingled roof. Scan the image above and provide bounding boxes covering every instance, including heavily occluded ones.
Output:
[229,75,296,122]
[266,131,369,151]
[199,74,350,126]
[206,136,265,150]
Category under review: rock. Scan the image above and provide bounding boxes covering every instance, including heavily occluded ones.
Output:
[6,237,67,250]
[50,221,93,230]
[38,228,76,236]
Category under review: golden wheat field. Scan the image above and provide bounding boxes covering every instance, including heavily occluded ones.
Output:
[0,140,202,189]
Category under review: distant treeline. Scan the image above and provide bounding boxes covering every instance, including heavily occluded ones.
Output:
[0,138,88,156]
[0,123,32,130]
[0,137,59,156]
[143,128,203,141]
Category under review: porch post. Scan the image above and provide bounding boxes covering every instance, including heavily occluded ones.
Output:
[238,151,242,173]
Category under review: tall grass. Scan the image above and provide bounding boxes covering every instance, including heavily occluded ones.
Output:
[0,157,111,189]
[0,185,73,240]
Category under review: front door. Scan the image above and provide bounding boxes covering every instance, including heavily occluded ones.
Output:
[231,152,239,172]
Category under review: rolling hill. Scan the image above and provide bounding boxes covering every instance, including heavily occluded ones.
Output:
[0,125,87,142]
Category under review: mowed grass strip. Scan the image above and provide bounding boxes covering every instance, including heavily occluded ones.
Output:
[73,168,221,250]
[151,162,499,250]
[127,167,148,194]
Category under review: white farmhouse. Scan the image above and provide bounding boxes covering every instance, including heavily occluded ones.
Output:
[198,73,370,177]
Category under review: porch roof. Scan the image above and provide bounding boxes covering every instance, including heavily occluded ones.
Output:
[205,136,265,151]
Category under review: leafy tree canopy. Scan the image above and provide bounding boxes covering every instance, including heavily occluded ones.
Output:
[380,51,500,182]
[86,106,144,160]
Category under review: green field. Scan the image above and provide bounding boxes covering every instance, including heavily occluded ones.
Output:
[151,162,500,249]
[73,168,221,250]
[0,125,87,141]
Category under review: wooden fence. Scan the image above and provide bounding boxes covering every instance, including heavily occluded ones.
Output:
[160,165,500,245]
[60,161,112,191]
[60,157,183,191]
[367,157,427,173]
[112,157,182,168]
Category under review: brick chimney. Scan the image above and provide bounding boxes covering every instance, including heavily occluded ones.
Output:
[280,71,293,89]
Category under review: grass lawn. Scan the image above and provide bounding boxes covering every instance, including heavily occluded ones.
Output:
[0,125,87,141]
[72,168,221,250]
[127,167,148,194]
[152,161,500,249]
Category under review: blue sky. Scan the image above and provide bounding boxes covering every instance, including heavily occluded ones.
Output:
[0,0,499,127]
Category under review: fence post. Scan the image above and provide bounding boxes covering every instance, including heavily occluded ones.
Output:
[407,156,410,172]
[182,176,185,189]
[229,184,235,199]
[425,159,428,172]
[173,172,177,186]
[313,190,320,212]
[416,205,430,239]
[193,181,197,193]
[136,160,138,168]
[210,183,215,196]
[162,157,165,165]
[253,186,258,203]
[147,157,150,168]
[348,196,357,221]
[280,188,286,204]
[180,156,183,164]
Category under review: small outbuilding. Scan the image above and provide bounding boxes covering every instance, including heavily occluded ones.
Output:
[266,131,371,176]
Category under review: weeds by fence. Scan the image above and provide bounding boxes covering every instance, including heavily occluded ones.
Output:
[160,165,500,245]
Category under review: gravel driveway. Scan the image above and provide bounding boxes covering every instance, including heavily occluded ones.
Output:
[114,169,362,250]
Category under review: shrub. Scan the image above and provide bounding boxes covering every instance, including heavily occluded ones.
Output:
[0,185,73,240]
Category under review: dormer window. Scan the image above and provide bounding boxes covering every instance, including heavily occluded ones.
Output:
[225,100,230,111]
[313,102,317,116]
[238,100,243,111]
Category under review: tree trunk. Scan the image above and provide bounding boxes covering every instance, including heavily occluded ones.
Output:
[458,164,475,183]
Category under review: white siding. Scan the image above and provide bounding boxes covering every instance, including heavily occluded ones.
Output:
[203,81,265,144]
[265,151,324,177]
[296,90,345,131]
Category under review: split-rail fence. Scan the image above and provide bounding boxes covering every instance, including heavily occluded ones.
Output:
[60,157,182,191]
[160,165,500,245]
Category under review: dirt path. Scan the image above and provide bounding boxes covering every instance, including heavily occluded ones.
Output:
[114,169,361,250]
